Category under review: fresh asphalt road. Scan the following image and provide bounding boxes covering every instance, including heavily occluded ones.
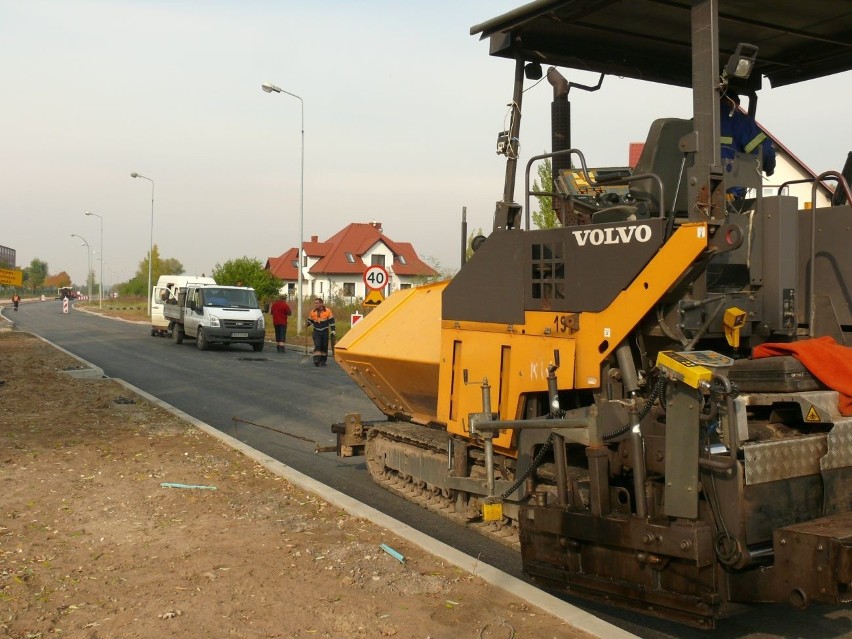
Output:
[5,300,849,639]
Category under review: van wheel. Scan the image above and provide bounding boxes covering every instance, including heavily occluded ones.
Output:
[252,342,264,352]
[196,328,209,351]
[172,324,184,344]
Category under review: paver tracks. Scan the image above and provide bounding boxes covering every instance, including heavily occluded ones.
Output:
[365,421,521,551]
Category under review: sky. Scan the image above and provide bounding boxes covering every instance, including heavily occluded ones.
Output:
[2,0,850,288]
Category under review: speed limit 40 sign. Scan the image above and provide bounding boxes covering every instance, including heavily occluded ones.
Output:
[363,265,388,291]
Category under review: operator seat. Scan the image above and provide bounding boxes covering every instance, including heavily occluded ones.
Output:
[629,118,693,216]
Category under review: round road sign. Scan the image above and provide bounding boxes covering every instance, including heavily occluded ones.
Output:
[363,265,388,291]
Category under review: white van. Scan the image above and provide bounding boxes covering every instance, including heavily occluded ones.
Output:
[165,284,266,352]
[151,274,216,336]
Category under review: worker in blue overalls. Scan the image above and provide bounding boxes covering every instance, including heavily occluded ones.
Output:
[720,93,776,202]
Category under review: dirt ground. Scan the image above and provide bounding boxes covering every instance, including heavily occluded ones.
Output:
[0,328,596,639]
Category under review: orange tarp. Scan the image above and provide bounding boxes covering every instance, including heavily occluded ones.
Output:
[752,336,852,416]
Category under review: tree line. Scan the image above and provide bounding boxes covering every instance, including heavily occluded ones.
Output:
[17,246,282,303]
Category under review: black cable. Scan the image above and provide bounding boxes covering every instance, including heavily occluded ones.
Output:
[603,374,665,440]
[701,381,744,567]
[500,433,554,500]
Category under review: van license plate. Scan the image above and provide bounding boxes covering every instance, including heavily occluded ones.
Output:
[231,332,248,338]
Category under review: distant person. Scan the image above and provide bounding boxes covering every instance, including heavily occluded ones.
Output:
[720,93,776,199]
[12,293,20,311]
[270,295,292,353]
[305,298,335,367]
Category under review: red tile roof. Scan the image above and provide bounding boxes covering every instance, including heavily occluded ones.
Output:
[265,247,300,281]
[629,142,644,169]
[265,222,437,281]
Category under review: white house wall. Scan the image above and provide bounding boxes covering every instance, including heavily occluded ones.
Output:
[764,152,832,208]
[279,251,424,302]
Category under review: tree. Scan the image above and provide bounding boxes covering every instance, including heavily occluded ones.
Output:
[212,257,281,304]
[122,245,185,296]
[531,157,560,229]
[465,227,485,262]
[413,256,455,285]
[23,258,48,293]
[137,244,185,286]
[159,257,183,277]
[45,272,72,290]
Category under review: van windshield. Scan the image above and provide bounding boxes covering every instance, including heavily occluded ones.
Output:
[200,288,259,309]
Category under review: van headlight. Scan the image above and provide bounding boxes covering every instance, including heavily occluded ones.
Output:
[257,316,265,329]
[209,315,221,328]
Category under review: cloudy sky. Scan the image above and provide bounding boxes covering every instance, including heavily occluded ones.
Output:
[2,0,849,287]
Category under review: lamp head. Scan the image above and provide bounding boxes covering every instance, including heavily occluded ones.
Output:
[130,172,139,178]
[724,43,759,80]
[85,211,92,216]
[261,82,280,93]
[524,62,543,81]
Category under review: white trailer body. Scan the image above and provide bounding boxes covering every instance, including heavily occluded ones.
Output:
[151,274,216,336]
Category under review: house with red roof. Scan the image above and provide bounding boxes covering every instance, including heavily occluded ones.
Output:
[265,221,438,301]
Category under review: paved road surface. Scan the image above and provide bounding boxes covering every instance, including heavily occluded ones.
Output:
[5,299,850,639]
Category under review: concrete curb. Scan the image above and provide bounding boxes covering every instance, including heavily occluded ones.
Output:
[29,333,106,378]
[24,329,639,639]
[0,306,16,331]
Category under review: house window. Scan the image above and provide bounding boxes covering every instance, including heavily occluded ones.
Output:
[343,282,355,296]
[371,255,386,267]
[400,283,412,290]
[396,255,407,265]
[345,252,356,263]
[303,255,308,267]
[291,259,298,268]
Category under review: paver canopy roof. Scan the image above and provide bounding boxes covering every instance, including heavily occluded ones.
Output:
[471,0,852,88]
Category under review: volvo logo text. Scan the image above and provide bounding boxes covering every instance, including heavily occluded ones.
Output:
[572,224,653,247]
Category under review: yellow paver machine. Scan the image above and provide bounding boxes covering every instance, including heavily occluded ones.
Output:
[333,0,852,627]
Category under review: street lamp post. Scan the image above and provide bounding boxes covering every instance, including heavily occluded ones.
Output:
[70,233,91,302]
[84,211,103,309]
[262,81,305,334]
[130,172,155,316]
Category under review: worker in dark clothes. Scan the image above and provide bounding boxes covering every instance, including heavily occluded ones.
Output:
[270,295,292,353]
[305,298,335,367]
[720,93,776,200]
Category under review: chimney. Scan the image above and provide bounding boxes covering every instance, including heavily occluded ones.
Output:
[310,235,318,243]
[369,221,383,233]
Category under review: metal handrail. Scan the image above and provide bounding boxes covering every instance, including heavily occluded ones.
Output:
[806,171,852,335]
[523,148,665,230]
